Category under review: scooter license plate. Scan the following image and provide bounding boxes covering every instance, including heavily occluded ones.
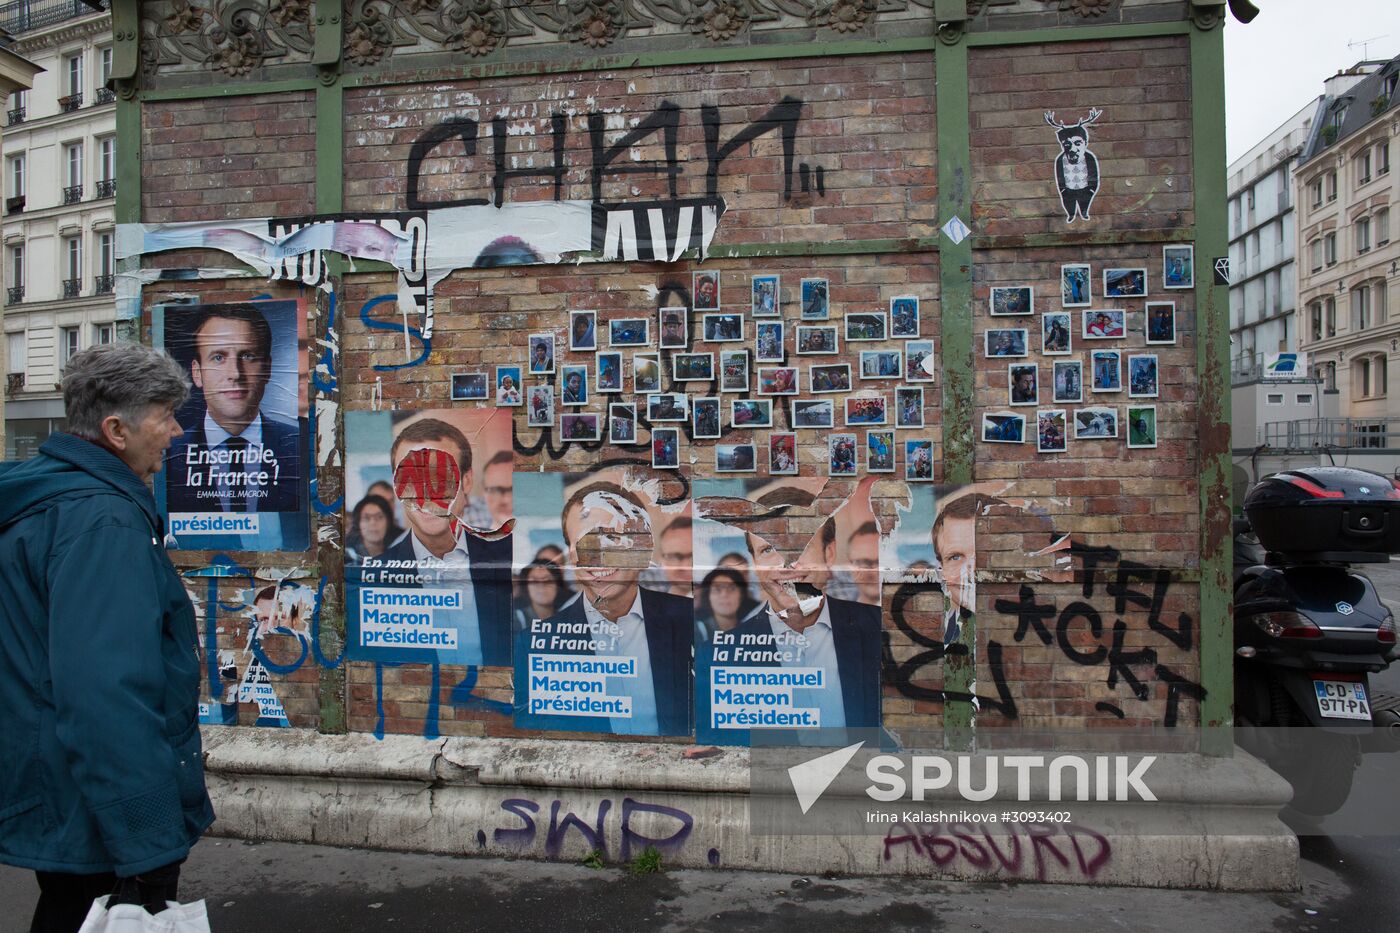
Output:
[1313,680,1371,721]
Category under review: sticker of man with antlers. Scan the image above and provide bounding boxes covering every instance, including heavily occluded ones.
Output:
[1045,108,1103,223]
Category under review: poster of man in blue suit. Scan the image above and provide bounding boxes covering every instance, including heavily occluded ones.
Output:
[158,299,309,551]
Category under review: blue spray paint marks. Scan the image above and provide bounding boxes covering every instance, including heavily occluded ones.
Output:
[360,294,431,370]
[450,667,513,716]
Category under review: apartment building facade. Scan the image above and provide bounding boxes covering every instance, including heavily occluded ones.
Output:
[1,0,115,459]
[1295,56,1399,449]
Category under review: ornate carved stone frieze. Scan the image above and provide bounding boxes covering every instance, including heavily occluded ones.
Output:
[135,0,1181,75]
[141,0,316,76]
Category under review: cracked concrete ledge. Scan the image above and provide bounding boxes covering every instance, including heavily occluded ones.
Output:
[196,727,1301,890]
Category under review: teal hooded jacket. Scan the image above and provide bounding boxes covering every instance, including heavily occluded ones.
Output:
[0,433,214,876]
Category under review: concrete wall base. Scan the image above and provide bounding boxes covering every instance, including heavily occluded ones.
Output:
[199,727,1300,891]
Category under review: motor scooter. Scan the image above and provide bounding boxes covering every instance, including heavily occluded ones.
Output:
[1234,466,1400,816]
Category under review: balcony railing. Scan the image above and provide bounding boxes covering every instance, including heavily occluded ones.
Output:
[94,87,114,105]
[62,184,83,204]
[94,273,113,294]
[5,106,22,126]
[95,178,115,198]
[58,93,82,113]
[1262,418,1400,451]
[5,372,23,395]
[6,285,23,304]
[0,0,103,35]
[61,278,81,298]
[5,195,24,215]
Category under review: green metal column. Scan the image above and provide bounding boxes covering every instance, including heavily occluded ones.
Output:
[1189,14,1234,752]
[112,0,141,342]
[934,4,976,748]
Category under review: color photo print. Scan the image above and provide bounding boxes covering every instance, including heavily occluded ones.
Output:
[157,299,309,552]
[512,470,693,737]
[801,278,830,320]
[990,286,1034,316]
[891,295,920,338]
[1037,409,1068,453]
[343,409,514,671]
[982,411,1026,444]
[752,274,780,317]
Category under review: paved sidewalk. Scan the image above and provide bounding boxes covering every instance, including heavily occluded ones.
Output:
[1,835,1389,933]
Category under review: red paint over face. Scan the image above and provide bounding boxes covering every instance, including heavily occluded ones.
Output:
[393,447,463,537]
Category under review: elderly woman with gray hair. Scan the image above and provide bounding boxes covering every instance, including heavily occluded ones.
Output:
[0,343,215,932]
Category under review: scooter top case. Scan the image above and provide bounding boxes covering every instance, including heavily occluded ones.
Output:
[1243,466,1400,560]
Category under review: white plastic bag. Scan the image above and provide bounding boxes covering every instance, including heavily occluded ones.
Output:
[77,895,211,933]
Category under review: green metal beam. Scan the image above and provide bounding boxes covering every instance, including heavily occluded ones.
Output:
[1188,19,1233,752]
[138,78,322,102]
[967,21,1189,47]
[935,30,976,750]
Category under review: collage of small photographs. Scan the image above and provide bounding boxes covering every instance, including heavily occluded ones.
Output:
[447,270,938,481]
[981,243,1194,454]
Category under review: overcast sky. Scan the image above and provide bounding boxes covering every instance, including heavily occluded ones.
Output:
[1225,0,1399,163]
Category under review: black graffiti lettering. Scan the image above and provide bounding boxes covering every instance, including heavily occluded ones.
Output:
[407,118,487,210]
[703,97,804,200]
[1070,541,1118,599]
[1105,620,1156,700]
[1156,665,1207,728]
[620,797,694,861]
[493,114,568,208]
[494,798,540,848]
[590,103,681,204]
[1056,603,1108,665]
[545,798,611,860]
[996,584,1056,647]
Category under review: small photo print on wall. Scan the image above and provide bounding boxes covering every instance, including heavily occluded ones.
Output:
[982,411,1026,444]
[1082,309,1126,339]
[609,403,638,444]
[673,352,715,381]
[1103,267,1147,299]
[720,350,750,392]
[891,295,920,337]
[692,397,722,439]
[648,393,689,422]
[846,312,887,342]
[867,430,895,473]
[1037,409,1068,453]
[526,385,554,426]
[1061,263,1092,307]
[658,306,688,350]
[755,321,784,362]
[528,333,555,374]
[703,313,744,342]
[792,398,834,429]
[633,353,661,393]
[1127,405,1158,448]
[904,341,936,382]
[694,270,721,311]
[560,365,589,406]
[1042,312,1072,355]
[596,352,623,393]
[769,432,798,474]
[860,350,902,380]
[1091,350,1122,393]
[809,363,852,394]
[716,443,757,473]
[796,325,839,355]
[1009,364,1039,406]
[990,286,1034,316]
[905,439,934,481]
[757,366,799,395]
[985,328,1029,358]
[752,274,780,317]
[1163,244,1194,290]
[560,412,600,441]
[569,310,597,351]
[609,317,651,347]
[844,395,888,426]
[1146,302,1176,345]
[731,399,773,428]
[1128,354,1159,398]
[1073,406,1119,439]
[895,386,924,429]
[801,278,830,320]
[652,427,681,468]
[1053,360,1083,403]
[451,372,488,401]
[494,366,522,406]
[828,433,858,476]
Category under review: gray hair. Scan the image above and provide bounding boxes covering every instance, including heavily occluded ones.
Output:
[62,343,191,439]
